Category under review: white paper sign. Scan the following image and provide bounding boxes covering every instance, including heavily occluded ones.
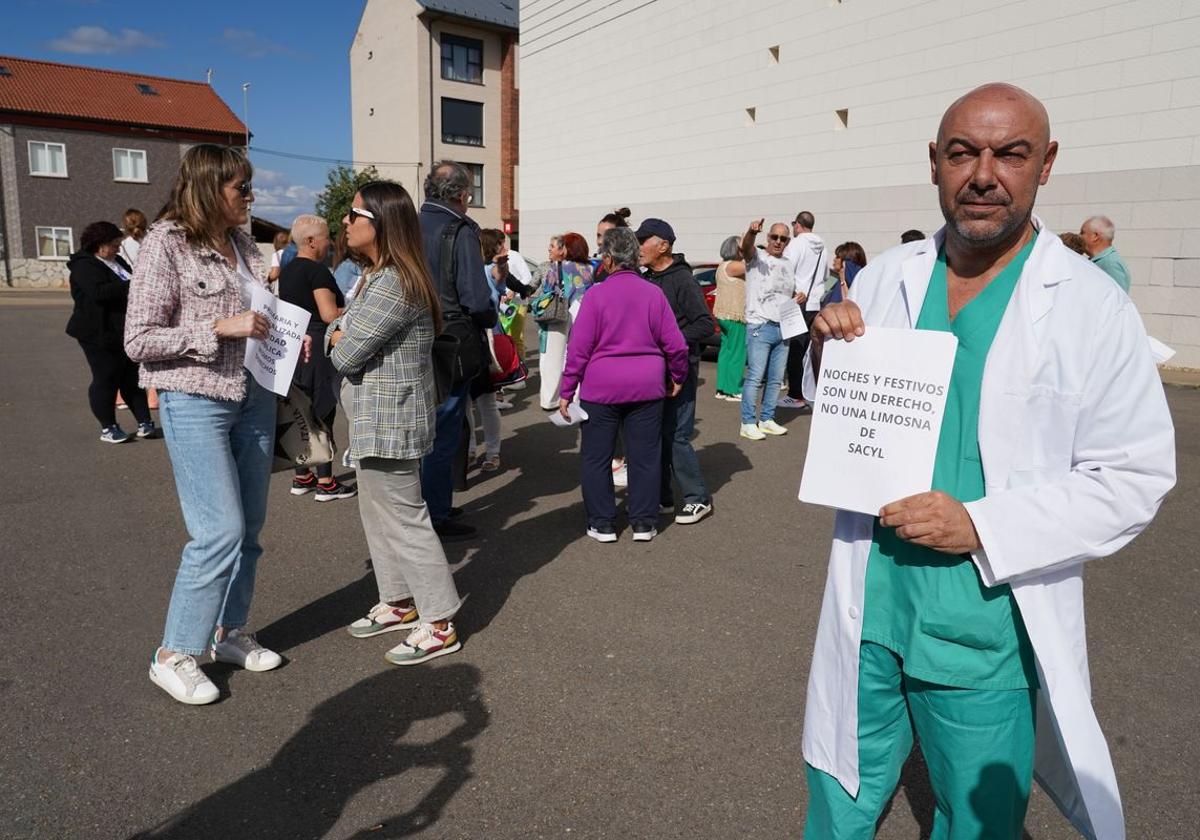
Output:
[244,286,311,397]
[1148,336,1176,364]
[777,298,809,340]
[798,327,958,516]
[549,403,590,428]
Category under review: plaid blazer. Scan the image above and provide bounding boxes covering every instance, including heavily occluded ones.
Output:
[327,266,436,462]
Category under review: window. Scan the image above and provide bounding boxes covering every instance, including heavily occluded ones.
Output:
[0,66,12,78]
[28,141,67,177]
[441,98,483,146]
[441,34,483,84]
[467,164,484,207]
[36,226,72,260]
[113,148,148,182]
[135,83,158,95]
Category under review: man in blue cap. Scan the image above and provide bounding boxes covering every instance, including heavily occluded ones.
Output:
[636,218,716,525]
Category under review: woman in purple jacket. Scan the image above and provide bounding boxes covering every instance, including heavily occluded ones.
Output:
[559,227,689,544]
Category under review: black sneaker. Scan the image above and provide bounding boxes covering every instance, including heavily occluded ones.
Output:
[291,474,317,496]
[448,506,465,519]
[586,523,618,543]
[434,520,477,542]
[136,421,159,439]
[632,525,657,542]
[315,478,358,502]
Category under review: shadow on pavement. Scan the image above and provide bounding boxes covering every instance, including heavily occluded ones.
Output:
[128,663,488,840]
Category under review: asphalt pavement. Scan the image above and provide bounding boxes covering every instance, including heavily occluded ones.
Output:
[2,296,1197,839]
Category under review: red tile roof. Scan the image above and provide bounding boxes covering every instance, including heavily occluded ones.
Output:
[0,55,246,136]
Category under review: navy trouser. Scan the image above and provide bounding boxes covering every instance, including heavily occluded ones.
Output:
[661,360,709,507]
[421,381,469,524]
[580,399,662,529]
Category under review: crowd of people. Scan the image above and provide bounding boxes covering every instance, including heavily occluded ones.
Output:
[58,79,1176,840]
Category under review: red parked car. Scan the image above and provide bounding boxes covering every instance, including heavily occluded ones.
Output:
[692,262,721,354]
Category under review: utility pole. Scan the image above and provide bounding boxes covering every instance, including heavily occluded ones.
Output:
[241,82,250,151]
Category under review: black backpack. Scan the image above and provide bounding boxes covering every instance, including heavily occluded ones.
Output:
[430,219,485,403]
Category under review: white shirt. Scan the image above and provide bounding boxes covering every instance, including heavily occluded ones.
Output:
[99,255,131,282]
[232,239,258,309]
[270,249,284,269]
[744,249,799,325]
[786,232,829,311]
[118,236,140,269]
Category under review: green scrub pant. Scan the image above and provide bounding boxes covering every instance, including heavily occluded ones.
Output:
[804,642,1036,840]
[715,319,746,395]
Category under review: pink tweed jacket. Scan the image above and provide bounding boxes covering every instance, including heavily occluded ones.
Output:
[124,221,268,401]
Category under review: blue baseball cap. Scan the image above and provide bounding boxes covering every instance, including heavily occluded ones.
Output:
[634,218,675,244]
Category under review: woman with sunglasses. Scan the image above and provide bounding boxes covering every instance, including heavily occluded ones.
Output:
[328,182,463,666]
[126,144,287,705]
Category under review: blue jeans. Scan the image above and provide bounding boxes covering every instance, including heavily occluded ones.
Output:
[157,377,276,655]
[740,321,789,424]
[421,381,469,525]
[661,360,709,507]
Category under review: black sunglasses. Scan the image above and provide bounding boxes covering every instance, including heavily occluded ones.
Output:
[768,234,791,243]
[235,180,253,197]
[349,207,376,224]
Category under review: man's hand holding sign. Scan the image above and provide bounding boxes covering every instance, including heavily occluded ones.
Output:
[805,299,978,553]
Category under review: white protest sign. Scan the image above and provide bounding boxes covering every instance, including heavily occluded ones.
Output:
[778,298,809,340]
[549,403,589,428]
[798,327,958,516]
[243,286,311,397]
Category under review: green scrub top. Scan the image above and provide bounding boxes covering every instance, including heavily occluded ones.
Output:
[861,237,1039,691]
[1091,246,1132,293]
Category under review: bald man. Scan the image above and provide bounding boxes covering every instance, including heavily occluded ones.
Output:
[801,84,1174,839]
[1080,215,1133,292]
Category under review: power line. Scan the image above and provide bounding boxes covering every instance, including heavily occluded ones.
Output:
[248,146,424,168]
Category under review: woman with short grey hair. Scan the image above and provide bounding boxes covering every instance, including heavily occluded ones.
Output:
[712,234,748,401]
[558,227,689,543]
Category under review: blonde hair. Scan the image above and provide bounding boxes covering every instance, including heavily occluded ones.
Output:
[357,181,443,334]
[159,144,252,249]
[122,208,148,241]
[290,214,328,245]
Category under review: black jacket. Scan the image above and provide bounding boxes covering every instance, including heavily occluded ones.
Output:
[643,253,715,361]
[65,251,132,349]
[417,200,496,332]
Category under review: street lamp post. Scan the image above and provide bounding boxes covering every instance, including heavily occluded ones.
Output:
[241,82,250,151]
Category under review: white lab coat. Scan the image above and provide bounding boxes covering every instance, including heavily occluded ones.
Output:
[800,218,1176,840]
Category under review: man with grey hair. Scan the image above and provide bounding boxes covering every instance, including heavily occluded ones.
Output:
[418,160,495,541]
[1080,215,1132,292]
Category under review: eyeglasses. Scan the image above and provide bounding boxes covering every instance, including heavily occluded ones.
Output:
[235,181,253,197]
[348,207,376,223]
[768,234,791,243]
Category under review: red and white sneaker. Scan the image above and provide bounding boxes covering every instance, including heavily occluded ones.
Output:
[348,602,420,638]
[385,622,461,665]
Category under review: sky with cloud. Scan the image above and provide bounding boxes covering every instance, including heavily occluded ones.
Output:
[6,0,367,225]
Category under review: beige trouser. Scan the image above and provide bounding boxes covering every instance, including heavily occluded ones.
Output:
[355,457,462,622]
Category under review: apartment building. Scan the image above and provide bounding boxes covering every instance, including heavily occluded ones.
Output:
[350,0,519,235]
[520,0,1200,369]
[0,56,246,287]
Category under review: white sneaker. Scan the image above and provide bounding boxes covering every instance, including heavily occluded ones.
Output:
[211,629,282,672]
[758,419,788,436]
[149,650,219,705]
[740,423,766,441]
[587,525,619,543]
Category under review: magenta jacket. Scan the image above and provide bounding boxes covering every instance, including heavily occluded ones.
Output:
[559,269,689,404]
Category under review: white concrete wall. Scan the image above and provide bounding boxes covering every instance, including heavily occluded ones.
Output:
[519,0,1200,368]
